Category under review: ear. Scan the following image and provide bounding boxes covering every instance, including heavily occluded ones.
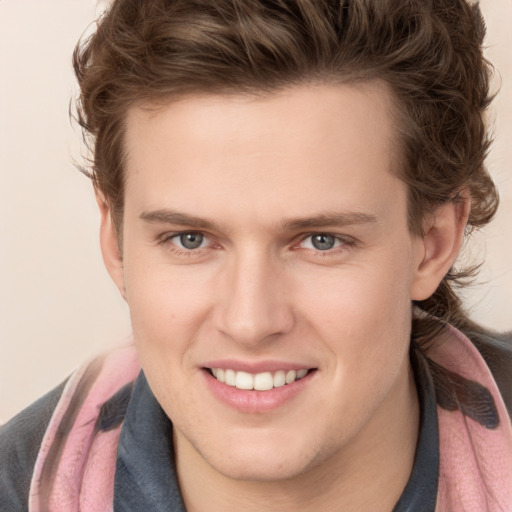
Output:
[410,193,470,301]
[96,193,126,300]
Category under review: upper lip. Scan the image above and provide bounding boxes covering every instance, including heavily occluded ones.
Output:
[202,360,315,373]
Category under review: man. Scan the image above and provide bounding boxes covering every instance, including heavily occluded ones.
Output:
[1,0,511,510]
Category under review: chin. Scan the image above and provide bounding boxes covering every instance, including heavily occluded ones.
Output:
[210,453,311,483]
[197,432,326,483]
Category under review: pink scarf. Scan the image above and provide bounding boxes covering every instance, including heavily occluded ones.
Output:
[28,328,512,511]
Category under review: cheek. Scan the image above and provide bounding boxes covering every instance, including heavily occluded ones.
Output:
[300,256,413,338]
[123,262,213,418]
[298,256,413,398]
[123,253,214,365]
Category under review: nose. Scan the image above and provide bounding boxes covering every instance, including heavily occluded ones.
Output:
[212,249,294,347]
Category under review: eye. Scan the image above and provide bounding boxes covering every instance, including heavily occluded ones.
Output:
[300,233,344,251]
[172,232,207,250]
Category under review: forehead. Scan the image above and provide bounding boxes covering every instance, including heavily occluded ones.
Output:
[123,82,405,226]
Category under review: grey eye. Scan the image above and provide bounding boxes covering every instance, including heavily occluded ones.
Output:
[179,233,204,249]
[310,234,336,250]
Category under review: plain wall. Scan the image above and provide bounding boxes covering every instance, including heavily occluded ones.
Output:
[1,0,511,422]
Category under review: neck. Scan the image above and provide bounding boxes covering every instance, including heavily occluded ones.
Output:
[175,361,419,512]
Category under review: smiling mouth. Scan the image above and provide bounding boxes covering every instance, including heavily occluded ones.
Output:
[205,368,315,391]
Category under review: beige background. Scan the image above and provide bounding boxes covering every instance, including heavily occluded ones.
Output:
[1,0,511,422]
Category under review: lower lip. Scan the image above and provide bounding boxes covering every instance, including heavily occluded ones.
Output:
[202,369,316,413]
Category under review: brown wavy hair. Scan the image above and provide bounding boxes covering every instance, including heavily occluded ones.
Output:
[73,0,504,359]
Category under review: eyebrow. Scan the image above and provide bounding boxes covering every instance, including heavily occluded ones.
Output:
[140,209,377,232]
[140,210,221,231]
[280,212,378,231]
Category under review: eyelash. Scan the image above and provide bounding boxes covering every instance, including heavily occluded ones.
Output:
[157,232,212,256]
[157,231,355,257]
[294,234,356,260]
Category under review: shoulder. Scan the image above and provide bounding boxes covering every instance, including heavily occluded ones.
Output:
[0,380,66,512]
[466,329,512,418]
[0,345,140,511]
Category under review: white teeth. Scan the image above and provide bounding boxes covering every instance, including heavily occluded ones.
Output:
[285,370,297,384]
[254,372,274,391]
[273,370,286,388]
[225,369,236,386]
[210,367,310,390]
[235,371,254,390]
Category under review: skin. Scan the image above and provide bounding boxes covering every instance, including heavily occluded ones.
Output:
[99,82,468,511]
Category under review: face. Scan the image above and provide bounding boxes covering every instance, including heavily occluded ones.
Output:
[109,83,430,482]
